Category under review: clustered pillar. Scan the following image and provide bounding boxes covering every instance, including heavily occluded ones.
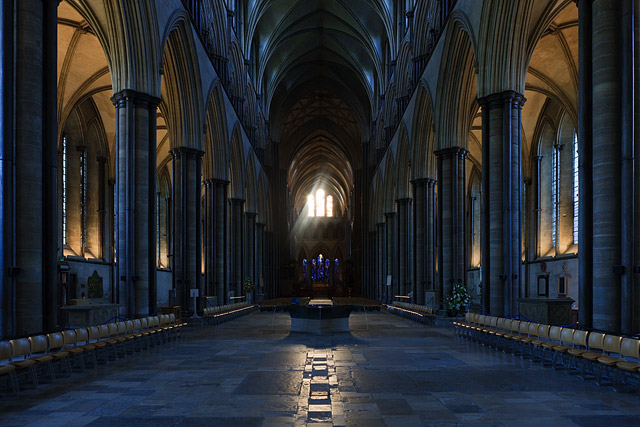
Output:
[112,90,160,319]
[577,0,639,333]
[384,212,396,301]
[170,147,203,315]
[396,198,411,297]
[478,91,525,317]
[229,198,245,298]
[436,148,467,306]
[1,0,58,336]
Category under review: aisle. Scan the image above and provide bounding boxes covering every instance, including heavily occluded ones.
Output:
[1,311,639,426]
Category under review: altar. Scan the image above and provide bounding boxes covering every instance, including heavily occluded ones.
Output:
[288,298,354,333]
[60,303,120,328]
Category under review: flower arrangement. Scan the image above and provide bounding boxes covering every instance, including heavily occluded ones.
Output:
[243,276,255,293]
[445,281,471,315]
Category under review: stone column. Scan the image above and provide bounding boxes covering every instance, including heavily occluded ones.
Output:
[577,0,594,330]
[396,198,411,297]
[0,0,59,336]
[229,198,245,298]
[426,179,437,298]
[478,91,525,317]
[113,89,160,319]
[589,0,636,333]
[170,147,203,316]
[412,179,427,305]
[214,180,228,304]
[245,212,257,296]
[376,222,385,301]
[384,212,396,301]
[203,180,214,297]
[436,148,467,306]
[256,222,266,297]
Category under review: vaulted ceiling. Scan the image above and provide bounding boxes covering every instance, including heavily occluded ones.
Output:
[247,0,394,213]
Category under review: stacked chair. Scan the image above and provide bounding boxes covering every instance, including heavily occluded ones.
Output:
[454,312,640,395]
[0,313,184,395]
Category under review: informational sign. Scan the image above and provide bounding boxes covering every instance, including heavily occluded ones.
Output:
[190,289,199,298]
[386,275,392,287]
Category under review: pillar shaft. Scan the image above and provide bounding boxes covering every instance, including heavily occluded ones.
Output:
[384,212,396,301]
[412,179,427,305]
[113,90,159,319]
[396,198,411,297]
[171,147,203,315]
[229,198,245,298]
[245,212,257,291]
[376,223,385,301]
[256,222,265,297]
[215,180,228,303]
[436,148,467,306]
[478,91,525,317]
[204,180,214,297]
[426,180,437,299]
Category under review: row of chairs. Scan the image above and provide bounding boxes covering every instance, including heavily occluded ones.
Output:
[387,301,436,323]
[454,313,640,394]
[203,302,254,325]
[0,313,183,395]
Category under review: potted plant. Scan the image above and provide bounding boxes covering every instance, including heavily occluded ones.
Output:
[445,281,471,317]
[243,276,255,303]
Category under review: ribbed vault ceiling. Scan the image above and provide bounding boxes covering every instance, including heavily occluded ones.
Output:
[249,0,391,215]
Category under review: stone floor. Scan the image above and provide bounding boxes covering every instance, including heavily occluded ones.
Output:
[2,310,640,426]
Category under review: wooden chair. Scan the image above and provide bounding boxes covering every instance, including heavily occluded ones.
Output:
[0,341,19,394]
[577,332,606,376]
[595,335,623,384]
[75,328,98,368]
[28,335,55,383]
[566,330,590,373]
[46,332,71,377]
[9,338,38,389]
[88,326,109,364]
[541,326,563,365]
[614,338,640,394]
[530,324,551,362]
[62,330,86,372]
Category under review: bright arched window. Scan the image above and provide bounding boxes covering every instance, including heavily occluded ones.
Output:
[307,189,334,217]
[316,189,325,217]
[326,195,333,217]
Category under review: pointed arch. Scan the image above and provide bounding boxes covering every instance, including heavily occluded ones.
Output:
[245,155,258,213]
[203,82,229,180]
[411,81,436,179]
[383,155,396,213]
[161,12,204,150]
[229,124,246,199]
[395,124,411,199]
[435,14,479,151]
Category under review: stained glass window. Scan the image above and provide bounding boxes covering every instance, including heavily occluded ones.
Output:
[316,190,325,217]
[326,195,333,217]
[307,194,315,217]
[302,258,307,281]
[334,258,339,281]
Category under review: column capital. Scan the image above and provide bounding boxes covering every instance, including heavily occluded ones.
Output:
[384,211,396,218]
[169,146,205,159]
[410,178,429,185]
[395,198,412,205]
[434,146,469,159]
[111,89,160,109]
[213,178,230,186]
[376,222,385,228]
[229,198,245,205]
[477,90,526,109]
[245,212,257,218]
